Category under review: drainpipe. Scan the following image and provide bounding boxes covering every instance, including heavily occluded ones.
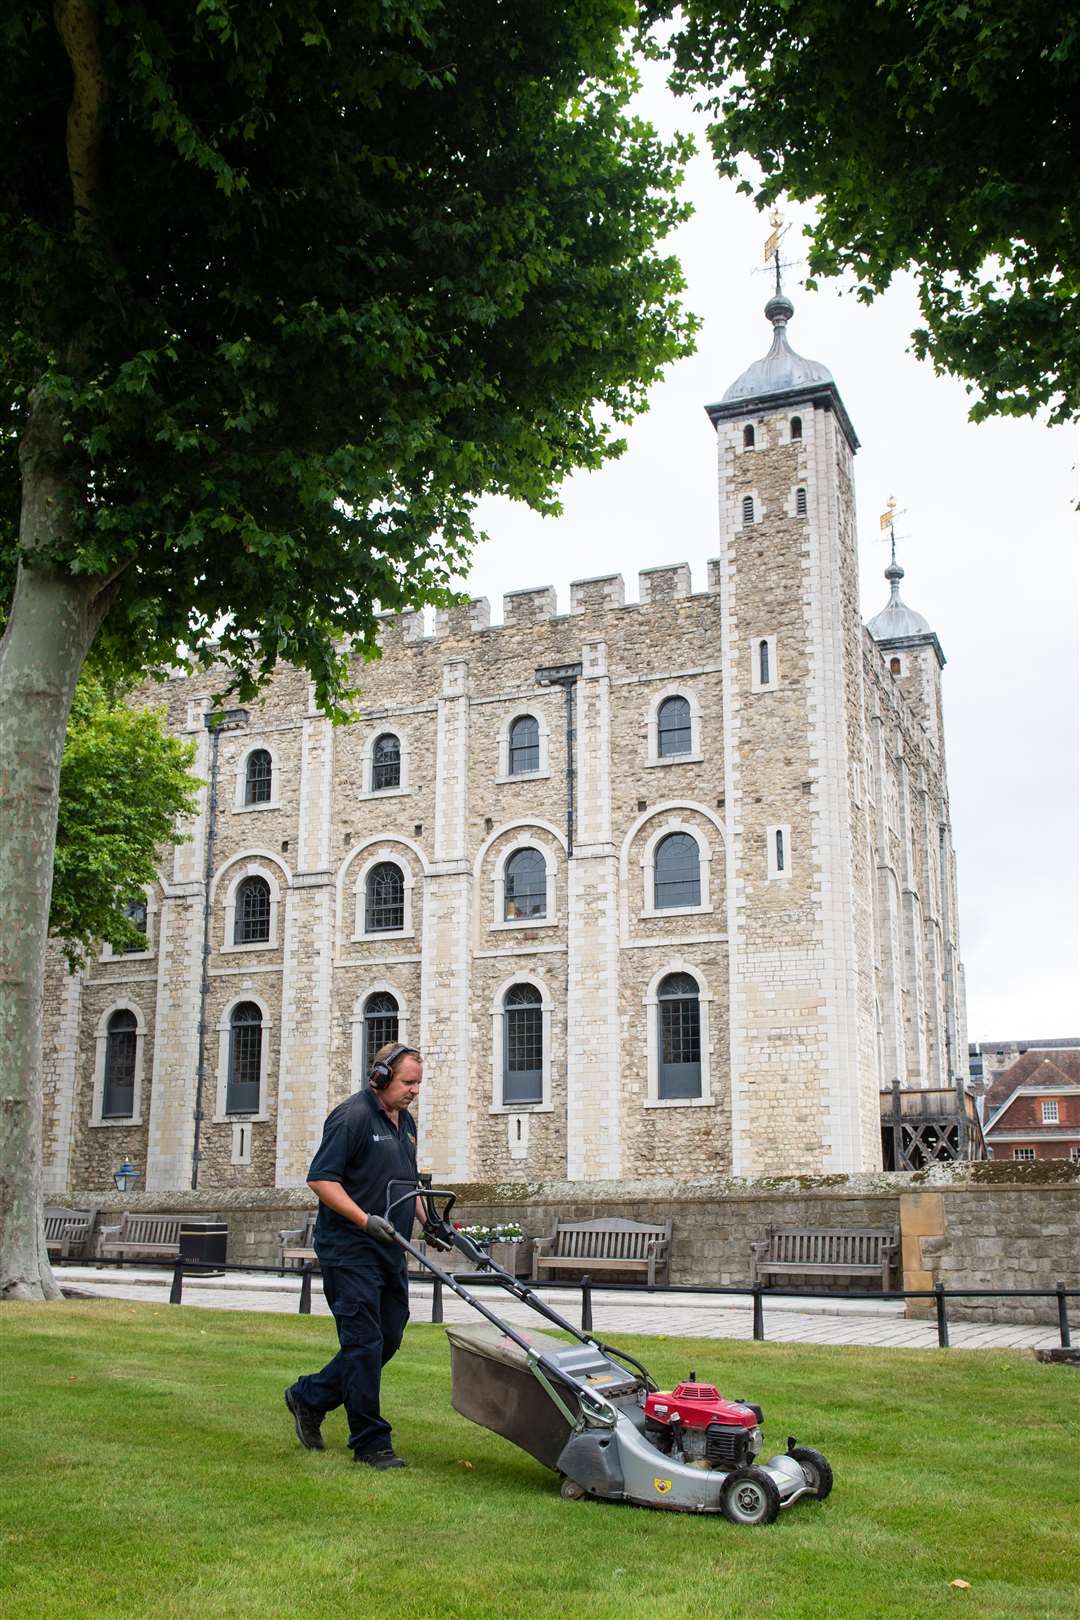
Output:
[535,662,582,855]
[191,706,248,1189]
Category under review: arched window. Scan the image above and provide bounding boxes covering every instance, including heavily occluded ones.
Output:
[371,733,401,792]
[742,495,755,527]
[102,1010,138,1118]
[226,1002,263,1113]
[654,833,701,910]
[120,897,148,954]
[362,991,399,1078]
[365,862,404,933]
[657,695,692,758]
[503,983,543,1105]
[790,416,802,441]
[234,876,271,944]
[504,849,547,920]
[775,828,786,873]
[657,973,702,1100]
[508,715,540,776]
[743,424,755,448]
[758,639,770,687]
[244,749,273,806]
[889,656,902,675]
[796,486,807,516]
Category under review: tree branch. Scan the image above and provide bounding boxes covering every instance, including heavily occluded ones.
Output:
[53,0,108,240]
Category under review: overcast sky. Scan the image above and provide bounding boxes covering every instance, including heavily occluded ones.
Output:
[455,66,1079,1045]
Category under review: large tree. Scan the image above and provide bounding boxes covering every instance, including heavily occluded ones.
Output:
[659,0,1079,424]
[0,0,696,1299]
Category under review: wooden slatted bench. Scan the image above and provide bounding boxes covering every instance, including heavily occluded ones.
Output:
[531,1217,672,1286]
[95,1213,183,1264]
[750,1225,900,1291]
[278,1213,318,1272]
[44,1207,93,1260]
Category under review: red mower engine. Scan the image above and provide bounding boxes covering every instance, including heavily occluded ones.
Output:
[644,1375,765,1469]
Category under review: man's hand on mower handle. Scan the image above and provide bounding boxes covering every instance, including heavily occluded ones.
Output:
[364,1213,397,1244]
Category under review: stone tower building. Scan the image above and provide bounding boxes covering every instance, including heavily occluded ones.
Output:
[41,297,968,1197]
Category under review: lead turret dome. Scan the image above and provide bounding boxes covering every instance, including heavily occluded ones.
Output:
[722,294,835,403]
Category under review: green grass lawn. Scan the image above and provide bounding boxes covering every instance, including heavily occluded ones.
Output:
[0,1301,1077,1620]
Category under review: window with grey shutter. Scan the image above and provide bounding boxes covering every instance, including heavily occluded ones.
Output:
[657,695,692,758]
[103,1010,137,1118]
[657,974,702,1100]
[227,1002,262,1113]
[654,832,701,909]
[508,715,540,775]
[503,983,543,1105]
[796,486,807,516]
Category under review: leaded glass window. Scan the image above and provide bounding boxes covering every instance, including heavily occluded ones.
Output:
[657,696,692,758]
[363,991,399,1078]
[245,749,273,805]
[759,639,770,686]
[657,973,702,1100]
[365,863,404,933]
[654,832,701,910]
[234,876,271,944]
[508,715,539,776]
[227,1002,262,1113]
[503,983,543,1105]
[371,733,401,792]
[103,1010,137,1118]
[504,849,547,920]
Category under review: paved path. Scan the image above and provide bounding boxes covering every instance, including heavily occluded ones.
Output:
[58,1265,1063,1352]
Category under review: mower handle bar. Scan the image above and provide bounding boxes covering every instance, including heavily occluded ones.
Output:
[381,1182,656,1396]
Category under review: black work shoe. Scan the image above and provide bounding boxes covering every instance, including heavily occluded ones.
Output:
[355,1448,407,1470]
[285,1386,325,1451]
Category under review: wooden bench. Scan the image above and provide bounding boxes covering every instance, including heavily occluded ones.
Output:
[750,1225,900,1291]
[531,1218,672,1286]
[44,1207,93,1260]
[95,1213,182,1264]
[278,1213,318,1271]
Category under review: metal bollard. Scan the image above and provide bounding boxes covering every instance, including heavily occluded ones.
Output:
[1057,1282,1072,1349]
[431,1276,444,1324]
[752,1283,765,1342]
[581,1276,593,1332]
[168,1259,184,1305]
[298,1265,312,1315]
[934,1281,950,1348]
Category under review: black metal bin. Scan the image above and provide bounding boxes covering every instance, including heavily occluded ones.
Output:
[178,1220,228,1271]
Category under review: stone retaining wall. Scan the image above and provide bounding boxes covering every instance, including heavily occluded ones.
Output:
[65,1162,1079,1325]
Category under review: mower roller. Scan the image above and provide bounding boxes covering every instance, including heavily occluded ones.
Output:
[385,1185,833,1525]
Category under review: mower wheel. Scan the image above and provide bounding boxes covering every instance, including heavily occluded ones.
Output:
[720,1467,781,1526]
[559,1478,588,1501]
[789,1446,833,1501]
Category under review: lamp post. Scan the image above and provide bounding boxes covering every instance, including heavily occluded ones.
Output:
[113,1160,141,1194]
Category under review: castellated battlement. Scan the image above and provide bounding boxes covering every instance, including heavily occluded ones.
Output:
[381,561,716,647]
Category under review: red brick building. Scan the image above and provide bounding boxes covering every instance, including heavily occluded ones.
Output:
[983,1051,1080,1162]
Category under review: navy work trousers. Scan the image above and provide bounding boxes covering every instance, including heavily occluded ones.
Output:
[292,1260,409,1456]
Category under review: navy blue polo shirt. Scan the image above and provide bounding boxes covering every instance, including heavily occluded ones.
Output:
[307,1088,418,1267]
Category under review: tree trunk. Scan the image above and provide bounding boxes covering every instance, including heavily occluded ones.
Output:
[0,390,105,1302]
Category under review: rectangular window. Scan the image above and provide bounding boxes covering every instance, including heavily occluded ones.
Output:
[1013,1147,1035,1161]
[503,1008,543,1105]
[1071,1148,1080,1162]
[102,1033,137,1118]
[227,1025,262,1113]
[1041,1100,1059,1123]
[658,997,702,1100]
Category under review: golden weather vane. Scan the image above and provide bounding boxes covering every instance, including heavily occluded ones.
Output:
[879,495,908,566]
[761,205,794,296]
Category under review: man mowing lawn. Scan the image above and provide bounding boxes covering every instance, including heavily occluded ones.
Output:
[285,1043,446,1470]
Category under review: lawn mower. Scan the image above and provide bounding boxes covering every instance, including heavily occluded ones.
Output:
[385,1185,833,1525]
